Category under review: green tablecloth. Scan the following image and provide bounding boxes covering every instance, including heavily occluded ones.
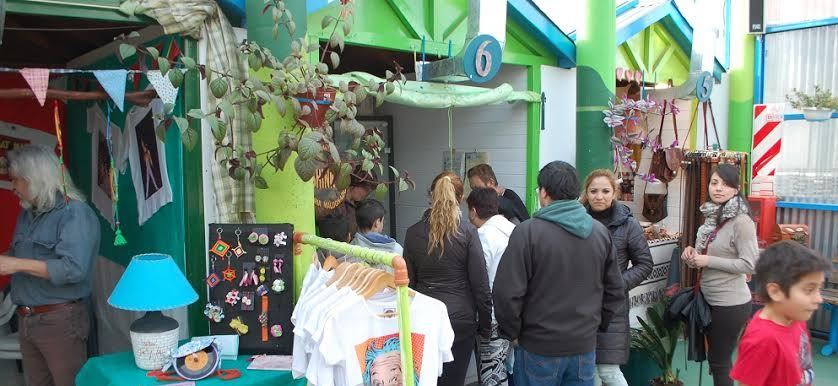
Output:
[76,350,307,386]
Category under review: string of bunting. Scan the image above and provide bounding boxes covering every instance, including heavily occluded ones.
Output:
[0,66,182,110]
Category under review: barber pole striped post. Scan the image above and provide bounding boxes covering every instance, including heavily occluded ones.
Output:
[751,104,784,196]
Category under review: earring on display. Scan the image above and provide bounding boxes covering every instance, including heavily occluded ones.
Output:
[210,228,231,258]
[232,228,247,257]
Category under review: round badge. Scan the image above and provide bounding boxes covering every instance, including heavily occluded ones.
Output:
[271,324,283,338]
[695,71,714,102]
[463,34,502,84]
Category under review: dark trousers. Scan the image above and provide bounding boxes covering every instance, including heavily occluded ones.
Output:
[439,333,476,386]
[19,302,90,386]
[707,302,751,386]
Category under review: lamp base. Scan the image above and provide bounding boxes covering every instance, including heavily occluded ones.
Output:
[129,311,179,370]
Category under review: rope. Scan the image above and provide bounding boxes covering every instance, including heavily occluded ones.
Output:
[106,102,127,246]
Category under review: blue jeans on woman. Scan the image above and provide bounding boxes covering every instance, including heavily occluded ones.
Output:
[513,346,596,386]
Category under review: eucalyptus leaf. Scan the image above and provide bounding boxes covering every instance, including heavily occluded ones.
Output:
[219,100,235,119]
[277,148,292,170]
[181,128,198,151]
[210,78,228,98]
[399,178,409,192]
[328,142,340,162]
[168,69,184,88]
[362,158,374,172]
[276,98,288,117]
[187,109,205,119]
[155,121,168,142]
[210,119,227,142]
[298,131,323,160]
[336,163,352,190]
[118,2,138,16]
[157,57,170,76]
[294,156,317,182]
[146,46,160,59]
[389,165,400,179]
[173,116,189,133]
[254,176,269,189]
[163,103,175,115]
[248,53,263,71]
[181,56,197,69]
[375,183,388,200]
[330,52,340,69]
[118,44,136,60]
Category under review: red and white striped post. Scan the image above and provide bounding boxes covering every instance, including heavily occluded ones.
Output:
[751,104,784,195]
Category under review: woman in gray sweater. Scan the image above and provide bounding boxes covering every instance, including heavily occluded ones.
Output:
[682,164,758,386]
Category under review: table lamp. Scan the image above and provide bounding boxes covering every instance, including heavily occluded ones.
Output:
[108,253,198,370]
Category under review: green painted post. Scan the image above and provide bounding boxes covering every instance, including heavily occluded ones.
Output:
[247,1,316,301]
[727,0,755,155]
[576,0,616,181]
[526,66,541,213]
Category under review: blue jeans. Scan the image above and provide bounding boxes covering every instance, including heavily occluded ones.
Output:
[513,346,596,386]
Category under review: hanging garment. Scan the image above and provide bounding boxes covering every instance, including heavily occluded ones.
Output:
[124,99,173,225]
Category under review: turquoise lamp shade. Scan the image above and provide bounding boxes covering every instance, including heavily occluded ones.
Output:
[108,253,198,311]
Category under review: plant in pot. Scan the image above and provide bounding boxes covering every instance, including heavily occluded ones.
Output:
[630,302,684,386]
[786,85,838,122]
[116,0,414,194]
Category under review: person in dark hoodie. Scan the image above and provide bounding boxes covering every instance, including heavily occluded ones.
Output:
[404,171,492,386]
[582,169,653,386]
[493,161,626,386]
[352,199,403,271]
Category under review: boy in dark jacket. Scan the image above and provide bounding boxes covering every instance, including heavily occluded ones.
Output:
[493,161,626,386]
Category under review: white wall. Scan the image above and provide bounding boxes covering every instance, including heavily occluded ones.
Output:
[696,73,731,150]
[382,65,529,242]
[539,65,577,168]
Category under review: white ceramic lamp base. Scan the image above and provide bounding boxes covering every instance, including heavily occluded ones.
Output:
[130,328,179,370]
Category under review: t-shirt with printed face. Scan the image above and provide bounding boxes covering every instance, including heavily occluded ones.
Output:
[731,313,814,386]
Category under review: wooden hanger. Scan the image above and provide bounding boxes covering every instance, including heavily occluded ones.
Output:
[360,271,391,299]
[325,262,355,286]
[356,269,385,295]
[342,265,370,290]
[333,263,364,288]
[348,265,378,291]
[322,253,338,271]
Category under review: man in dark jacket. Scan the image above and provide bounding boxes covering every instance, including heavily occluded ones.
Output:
[493,161,626,386]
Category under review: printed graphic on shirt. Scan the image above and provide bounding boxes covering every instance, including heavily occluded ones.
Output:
[134,112,163,200]
[799,331,814,385]
[355,333,424,386]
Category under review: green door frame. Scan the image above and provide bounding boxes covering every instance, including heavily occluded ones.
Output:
[6,0,150,23]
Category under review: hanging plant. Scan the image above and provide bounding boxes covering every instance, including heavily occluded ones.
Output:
[116,0,414,193]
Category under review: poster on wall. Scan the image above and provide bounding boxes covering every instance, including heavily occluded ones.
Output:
[463,151,489,197]
[126,100,172,225]
[442,149,464,178]
[0,121,57,190]
[88,106,129,227]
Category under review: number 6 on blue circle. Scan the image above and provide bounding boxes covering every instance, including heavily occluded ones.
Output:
[695,71,713,102]
[463,35,503,83]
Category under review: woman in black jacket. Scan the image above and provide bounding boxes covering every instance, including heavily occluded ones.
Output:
[404,171,493,386]
[582,169,654,386]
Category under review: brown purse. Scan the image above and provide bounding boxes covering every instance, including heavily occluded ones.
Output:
[642,179,668,223]
[649,100,677,183]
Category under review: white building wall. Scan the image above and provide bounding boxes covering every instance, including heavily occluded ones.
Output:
[539,65,577,168]
[381,65,529,242]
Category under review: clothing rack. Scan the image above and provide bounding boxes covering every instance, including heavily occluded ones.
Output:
[292,232,415,386]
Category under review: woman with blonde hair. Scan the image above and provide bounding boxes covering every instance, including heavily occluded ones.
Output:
[404,171,492,386]
[582,169,653,386]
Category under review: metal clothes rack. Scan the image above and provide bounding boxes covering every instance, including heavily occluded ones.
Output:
[293,232,415,386]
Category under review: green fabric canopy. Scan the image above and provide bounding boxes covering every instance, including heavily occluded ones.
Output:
[328,71,540,108]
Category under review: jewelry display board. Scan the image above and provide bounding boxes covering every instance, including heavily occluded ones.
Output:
[206,223,294,355]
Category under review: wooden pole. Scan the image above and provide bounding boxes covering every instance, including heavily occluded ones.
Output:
[0,88,158,106]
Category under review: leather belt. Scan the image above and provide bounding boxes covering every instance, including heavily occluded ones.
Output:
[17,301,78,317]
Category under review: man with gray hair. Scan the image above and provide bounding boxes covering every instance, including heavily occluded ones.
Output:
[0,144,100,386]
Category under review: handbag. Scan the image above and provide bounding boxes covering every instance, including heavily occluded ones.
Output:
[649,100,678,183]
[642,177,668,223]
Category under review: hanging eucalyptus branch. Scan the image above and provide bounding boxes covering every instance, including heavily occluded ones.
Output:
[603,96,678,181]
[116,0,414,193]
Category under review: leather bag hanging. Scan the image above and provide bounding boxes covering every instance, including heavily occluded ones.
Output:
[642,179,668,223]
[649,100,677,183]
[664,100,684,172]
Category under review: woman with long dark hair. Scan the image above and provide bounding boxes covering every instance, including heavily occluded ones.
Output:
[581,169,653,386]
[682,164,758,386]
[404,171,492,386]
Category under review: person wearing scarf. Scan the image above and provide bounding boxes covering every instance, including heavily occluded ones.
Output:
[682,164,758,386]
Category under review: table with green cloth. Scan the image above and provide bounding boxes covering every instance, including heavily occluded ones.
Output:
[76,350,307,386]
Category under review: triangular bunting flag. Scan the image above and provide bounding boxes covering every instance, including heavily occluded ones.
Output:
[146,70,180,106]
[20,68,50,106]
[93,70,128,111]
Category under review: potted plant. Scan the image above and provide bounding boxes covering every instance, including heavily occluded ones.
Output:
[630,303,684,386]
[786,85,838,122]
[117,0,414,193]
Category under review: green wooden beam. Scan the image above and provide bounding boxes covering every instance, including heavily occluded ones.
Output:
[182,38,208,337]
[620,42,645,72]
[6,0,151,23]
[651,44,675,75]
[525,65,541,213]
[385,0,429,39]
[643,27,652,71]
[425,0,436,40]
[442,10,468,42]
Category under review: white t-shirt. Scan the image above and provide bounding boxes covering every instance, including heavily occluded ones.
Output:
[318,292,455,386]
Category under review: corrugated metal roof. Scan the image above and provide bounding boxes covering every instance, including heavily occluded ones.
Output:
[766,0,838,27]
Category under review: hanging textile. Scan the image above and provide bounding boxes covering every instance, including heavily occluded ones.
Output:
[88,104,129,228]
[679,150,748,288]
[124,0,255,223]
[125,99,173,225]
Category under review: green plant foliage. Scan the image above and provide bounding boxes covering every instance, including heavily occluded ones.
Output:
[630,303,683,385]
[786,85,838,110]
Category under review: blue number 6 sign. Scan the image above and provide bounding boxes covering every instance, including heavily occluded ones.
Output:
[463,35,503,83]
[695,71,713,102]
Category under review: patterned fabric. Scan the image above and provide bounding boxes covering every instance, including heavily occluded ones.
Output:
[131,0,255,223]
[146,70,180,106]
[20,68,50,106]
[695,195,750,253]
[480,322,511,386]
